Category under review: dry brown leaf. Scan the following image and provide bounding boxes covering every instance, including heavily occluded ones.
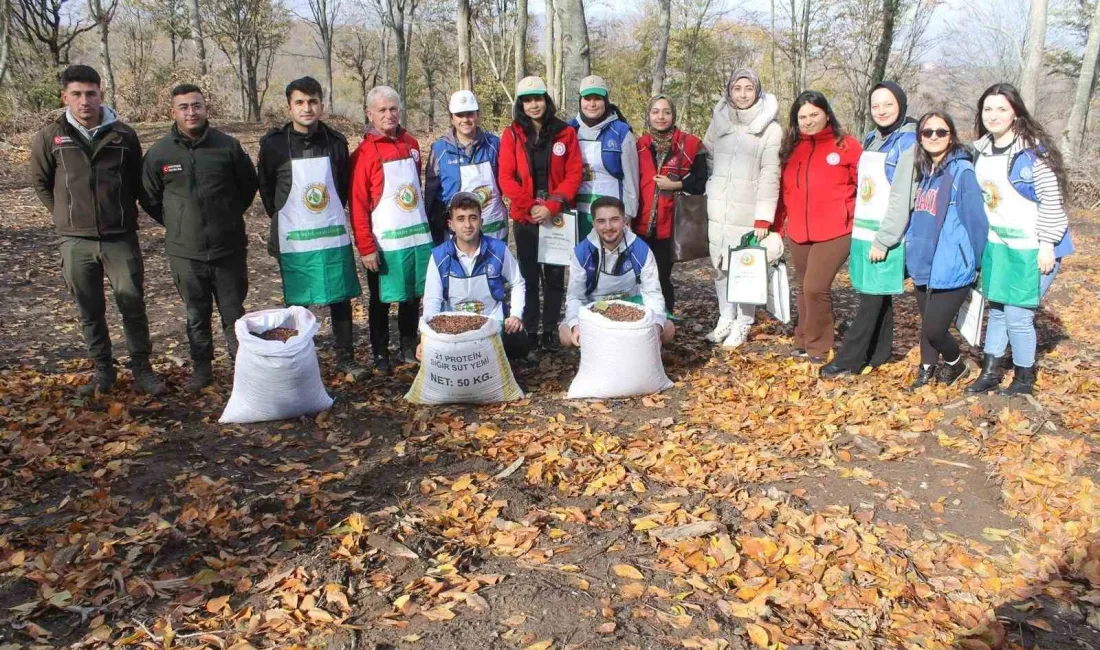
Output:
[612,564,644,580]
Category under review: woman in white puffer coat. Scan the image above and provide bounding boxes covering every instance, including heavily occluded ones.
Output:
[703,69,783,348]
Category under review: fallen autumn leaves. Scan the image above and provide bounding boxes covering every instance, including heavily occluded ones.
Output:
[2,123,1100,650]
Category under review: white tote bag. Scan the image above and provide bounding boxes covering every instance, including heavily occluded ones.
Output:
[406,313,524,405]
[566,301,673,399]
[955,288,986,347]
[766,263,792,324]
[220,307,333,424]
[725,244,769,305]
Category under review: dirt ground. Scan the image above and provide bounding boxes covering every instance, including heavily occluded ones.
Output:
[1,120,1100,650]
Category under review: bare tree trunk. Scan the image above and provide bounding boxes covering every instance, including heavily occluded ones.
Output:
[870,0,900,87]
[558,0,588,116]
[1063,0,1100,157]
[1020,0,1048,108]
[457,0,472,89]
[798,0,809,93]
[89,0,118,107]
[188,0,206,75]
[679,0,714,127]
[651,0,670,95]
[381,28,389,85]
[514,0,527,86]
[769,0,777,103]
[0,0,11,89]
[544,0,558,102]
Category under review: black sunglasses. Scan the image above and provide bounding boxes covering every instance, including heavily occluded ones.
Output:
[920,128,951,139]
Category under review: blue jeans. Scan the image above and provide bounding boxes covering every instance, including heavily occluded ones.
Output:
[983,261,1060,368]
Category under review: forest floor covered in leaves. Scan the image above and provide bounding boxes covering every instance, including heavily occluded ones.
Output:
[1,121,1100,650]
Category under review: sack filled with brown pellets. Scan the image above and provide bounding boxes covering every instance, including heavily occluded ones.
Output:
[406,312,524,405]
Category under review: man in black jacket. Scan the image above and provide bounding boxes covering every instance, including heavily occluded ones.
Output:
[257,77,366,379]
[143,84,258,391]
[29,65,166,397]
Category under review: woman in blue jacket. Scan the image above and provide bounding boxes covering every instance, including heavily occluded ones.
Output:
[905,111,988,389]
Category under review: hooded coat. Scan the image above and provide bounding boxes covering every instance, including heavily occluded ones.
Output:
[702,93,783,269]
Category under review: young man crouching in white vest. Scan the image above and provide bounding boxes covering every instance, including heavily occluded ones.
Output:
[420,192,532,359]
[559,195,676,347]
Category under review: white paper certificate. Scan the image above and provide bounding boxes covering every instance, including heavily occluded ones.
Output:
[537,210,578,266]
[955,288,986,347]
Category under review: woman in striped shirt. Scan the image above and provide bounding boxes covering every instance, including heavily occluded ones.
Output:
[968,83,1074,396]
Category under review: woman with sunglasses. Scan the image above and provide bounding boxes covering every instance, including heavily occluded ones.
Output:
[777,91,861,363]
[904,112,988,389]
[967,83,1074,396]
[822,81,918,377]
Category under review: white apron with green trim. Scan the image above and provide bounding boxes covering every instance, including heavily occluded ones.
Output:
[575,139,622,240]
[459,161,507,239]
[850,151,905,295]
[373,157,433,303]
[277,156,361,306]
[447,273,504,321]
[976,152,1041,307]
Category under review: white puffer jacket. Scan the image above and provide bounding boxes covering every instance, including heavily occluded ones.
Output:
[703,93,783,269]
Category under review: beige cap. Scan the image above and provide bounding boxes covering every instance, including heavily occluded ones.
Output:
[516,76,548,97]
[448,90,479,114]
[579,75,609,97]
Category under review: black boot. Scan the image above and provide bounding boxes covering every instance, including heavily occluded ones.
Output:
[131,361,167,396]
[1000,365,1036,396]
[937,357,970,386]
[966,354,1003,393]
[820,362,855,378]
[185,359,214,392]
[332,318,368,380]
[909,364,937,390]
[399,336,418,365]
[540,330,560,352]
[78,362,117,397]
[225,331,239,363]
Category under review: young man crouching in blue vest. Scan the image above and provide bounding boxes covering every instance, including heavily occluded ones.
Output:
[559,195,676,348]
[420,192,532,359]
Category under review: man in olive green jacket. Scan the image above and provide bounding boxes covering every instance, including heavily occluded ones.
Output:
[29,65,166,397]
[142,84,258,390]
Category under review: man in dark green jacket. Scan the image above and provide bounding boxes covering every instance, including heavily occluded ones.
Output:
[143,83,258,390]
[29,65,166,397]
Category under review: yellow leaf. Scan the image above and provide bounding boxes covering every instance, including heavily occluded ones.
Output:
[612,564,644,580]
[620,582,645,600]
[451,475,473,491]
[524,641,554,650]
[205,595,230,614]
[746,623,770,648]
[393,594,411,612]
[421,605,456,621]
[308,608,334,623]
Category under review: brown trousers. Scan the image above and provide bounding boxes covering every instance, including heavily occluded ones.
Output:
[789,235,851,358]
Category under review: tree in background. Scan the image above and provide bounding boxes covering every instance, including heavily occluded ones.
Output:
[188,0,206,74]
[336,25,383,114]
[366,0,419,123]
[651,0,670,95]
[1021,0,1049,107]
[205,0,290,121]
[1063,0,1100,156]
[472,0,519,106]
[414,0,449,131]
[513,0,525,86]
[87,0,118,107]
[12,0,97,66]
[304,0,342,107]
[457,0,471,89]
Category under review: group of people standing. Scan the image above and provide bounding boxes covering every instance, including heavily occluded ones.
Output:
[30,62,1072,400]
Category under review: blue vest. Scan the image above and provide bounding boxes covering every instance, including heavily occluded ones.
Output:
[568,118,632,180]
[431,236,510,316]
[429,131,501,205]
[575,235,650,297]
[1004,148,1075,259]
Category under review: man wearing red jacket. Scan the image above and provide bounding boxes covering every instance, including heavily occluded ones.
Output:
[498,76,584,351]
[349,86,432,372]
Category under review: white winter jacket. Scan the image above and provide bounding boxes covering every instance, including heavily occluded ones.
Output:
[703,93,783,269]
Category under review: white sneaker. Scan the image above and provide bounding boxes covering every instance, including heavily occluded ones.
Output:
[720,323,752,349]
[705,317,734,343]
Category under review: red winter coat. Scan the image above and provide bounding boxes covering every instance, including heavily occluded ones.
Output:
[498,121,583,223]
[349,127,422,255]
[777,128,862,244]
[635,129,705,240]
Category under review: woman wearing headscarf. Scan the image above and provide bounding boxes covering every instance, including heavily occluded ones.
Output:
[822,82,918,377]
[569,75,640,238]
[702,69,783,348]
[634,95,708,312]
[777,91,862,363]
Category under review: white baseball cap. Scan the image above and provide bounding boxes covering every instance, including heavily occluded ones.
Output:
[449,90,479,114]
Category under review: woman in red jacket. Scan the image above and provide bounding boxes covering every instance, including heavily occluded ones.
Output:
[777,91,862,362]
[499,75,584,352]
[634,94,708,313]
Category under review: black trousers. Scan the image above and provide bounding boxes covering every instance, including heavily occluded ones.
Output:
[513,221,565,335]
[60,233,153,367]
[502,330,533,359]
[366,270,419,354]
[169,252,249,363]
[832,293,894,370]
[639,234,675,312]
[914,285,970,367]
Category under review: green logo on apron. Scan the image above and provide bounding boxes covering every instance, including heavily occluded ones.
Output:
[303,183,329,213]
